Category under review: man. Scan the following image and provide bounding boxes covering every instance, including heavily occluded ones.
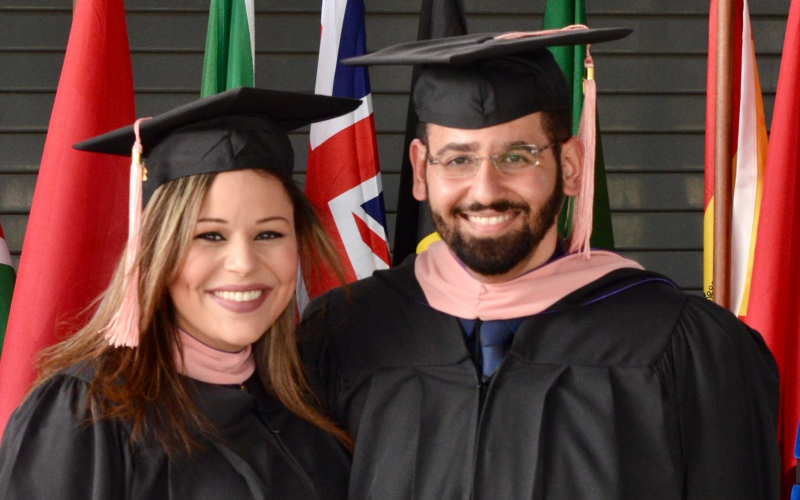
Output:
[300,28,780,499]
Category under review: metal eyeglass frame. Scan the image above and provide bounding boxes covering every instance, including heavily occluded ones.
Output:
[425,142,561,179]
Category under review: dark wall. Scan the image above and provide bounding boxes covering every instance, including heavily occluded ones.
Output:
[0,0,791,293]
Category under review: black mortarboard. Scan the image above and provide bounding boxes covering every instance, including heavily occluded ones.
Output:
[342,27,631,129]
[74,86,362,202]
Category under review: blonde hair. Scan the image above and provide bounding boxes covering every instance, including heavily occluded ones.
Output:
[35,170,351,454]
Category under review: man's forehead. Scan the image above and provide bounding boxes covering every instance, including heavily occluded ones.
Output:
[426,112,548,146]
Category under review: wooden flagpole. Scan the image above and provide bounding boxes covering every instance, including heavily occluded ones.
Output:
[713,0,735,309]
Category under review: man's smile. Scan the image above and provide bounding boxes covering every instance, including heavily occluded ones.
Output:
[464,213,517,226]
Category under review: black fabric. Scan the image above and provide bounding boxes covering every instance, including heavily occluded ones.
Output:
[299,257,780,500]
[342,29,631,67]
[0,365,350,500]
[412,51,570,129]
[74,87,361,157]
[342,28,631,129]
[392,0,468,265]
[138,116,295,202]
[72,87,361,203]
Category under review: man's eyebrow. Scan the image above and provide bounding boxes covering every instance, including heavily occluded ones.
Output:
[433,141,535,156]
[434,142,480,156]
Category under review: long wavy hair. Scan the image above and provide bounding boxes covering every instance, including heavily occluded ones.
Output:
[34,169,351,454]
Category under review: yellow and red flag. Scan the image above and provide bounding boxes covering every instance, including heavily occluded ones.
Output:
[703,0,768,312]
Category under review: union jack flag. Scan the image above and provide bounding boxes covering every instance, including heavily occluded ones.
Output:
[299,0,390,309]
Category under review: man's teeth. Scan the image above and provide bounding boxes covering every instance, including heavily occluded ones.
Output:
[212,290,264,302]
[467,214,514,225]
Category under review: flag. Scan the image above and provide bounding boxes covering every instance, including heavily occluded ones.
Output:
[391,0,468,264]
[703,0,768,310]
[299,0,390,308]
[0,223,15,358]
[794,420,800,500]
[740,0,800,494]
[200,0,255,96]
[543,0,614,249]
[0,0,135,436]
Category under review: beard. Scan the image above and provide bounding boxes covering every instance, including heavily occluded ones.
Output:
[429,174,563,276]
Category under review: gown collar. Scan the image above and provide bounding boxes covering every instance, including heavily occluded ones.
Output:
[174,328,256,386]
[414,240,644,320]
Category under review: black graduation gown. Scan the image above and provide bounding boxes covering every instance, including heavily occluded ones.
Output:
[0,365,350,500]
[300,257,780,500]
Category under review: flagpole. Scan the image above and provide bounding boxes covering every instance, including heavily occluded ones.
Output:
[713,0,735,309]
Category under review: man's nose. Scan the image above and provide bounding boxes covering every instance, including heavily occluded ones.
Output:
[468,157,507,206]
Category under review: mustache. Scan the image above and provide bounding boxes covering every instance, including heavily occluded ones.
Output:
[450,200,531,216]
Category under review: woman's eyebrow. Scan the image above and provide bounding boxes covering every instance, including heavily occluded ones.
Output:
[196,216,290,224]
[256,216,290,224]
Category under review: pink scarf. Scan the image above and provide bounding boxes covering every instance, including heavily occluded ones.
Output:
[174,329,256,385]
[415,241,643,320]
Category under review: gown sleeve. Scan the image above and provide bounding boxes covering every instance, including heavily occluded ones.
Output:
[669,296,780,500]
[298,294,342,418]
[0,373,131,500]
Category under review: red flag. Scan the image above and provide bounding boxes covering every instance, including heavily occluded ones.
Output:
[0,0,134,436]
[741,0,800,495]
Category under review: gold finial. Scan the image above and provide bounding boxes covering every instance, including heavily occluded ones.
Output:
[132,151,147,181]
[582,68,595,95]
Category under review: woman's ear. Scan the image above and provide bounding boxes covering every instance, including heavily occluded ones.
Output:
[559,136,583,197]
[409,138,429,201]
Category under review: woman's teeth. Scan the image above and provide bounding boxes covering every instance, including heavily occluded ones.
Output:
[212,290,263,302]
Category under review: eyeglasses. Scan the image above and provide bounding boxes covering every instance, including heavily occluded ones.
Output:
[425,142,561,179]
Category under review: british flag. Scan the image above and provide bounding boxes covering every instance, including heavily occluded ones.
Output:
[300,0,390,306]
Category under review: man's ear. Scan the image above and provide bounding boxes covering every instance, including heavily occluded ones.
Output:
[559,136,583,197]
[409,138,429,201]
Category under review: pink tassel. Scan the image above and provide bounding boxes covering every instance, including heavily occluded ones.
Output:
[568,46,597,259]
[495,24,588,41]
[104,118,150,347]
[492,26,597,258]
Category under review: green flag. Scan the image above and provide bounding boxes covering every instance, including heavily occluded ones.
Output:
[543,0,614,249]
[201,0,255,97]
[0,224,16,358]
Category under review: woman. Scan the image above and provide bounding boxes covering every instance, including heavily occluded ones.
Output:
[0,87,360,499]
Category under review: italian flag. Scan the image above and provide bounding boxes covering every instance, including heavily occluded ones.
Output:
[0,223,14,358]
[543,0,615,250]
[200,0,255,97]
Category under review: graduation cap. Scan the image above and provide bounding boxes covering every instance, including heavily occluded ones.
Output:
[74,86,362,203]
[342,25,632,256]
[73,86,361,348]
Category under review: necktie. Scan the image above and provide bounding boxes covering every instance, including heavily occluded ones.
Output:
[479,320,516,377]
